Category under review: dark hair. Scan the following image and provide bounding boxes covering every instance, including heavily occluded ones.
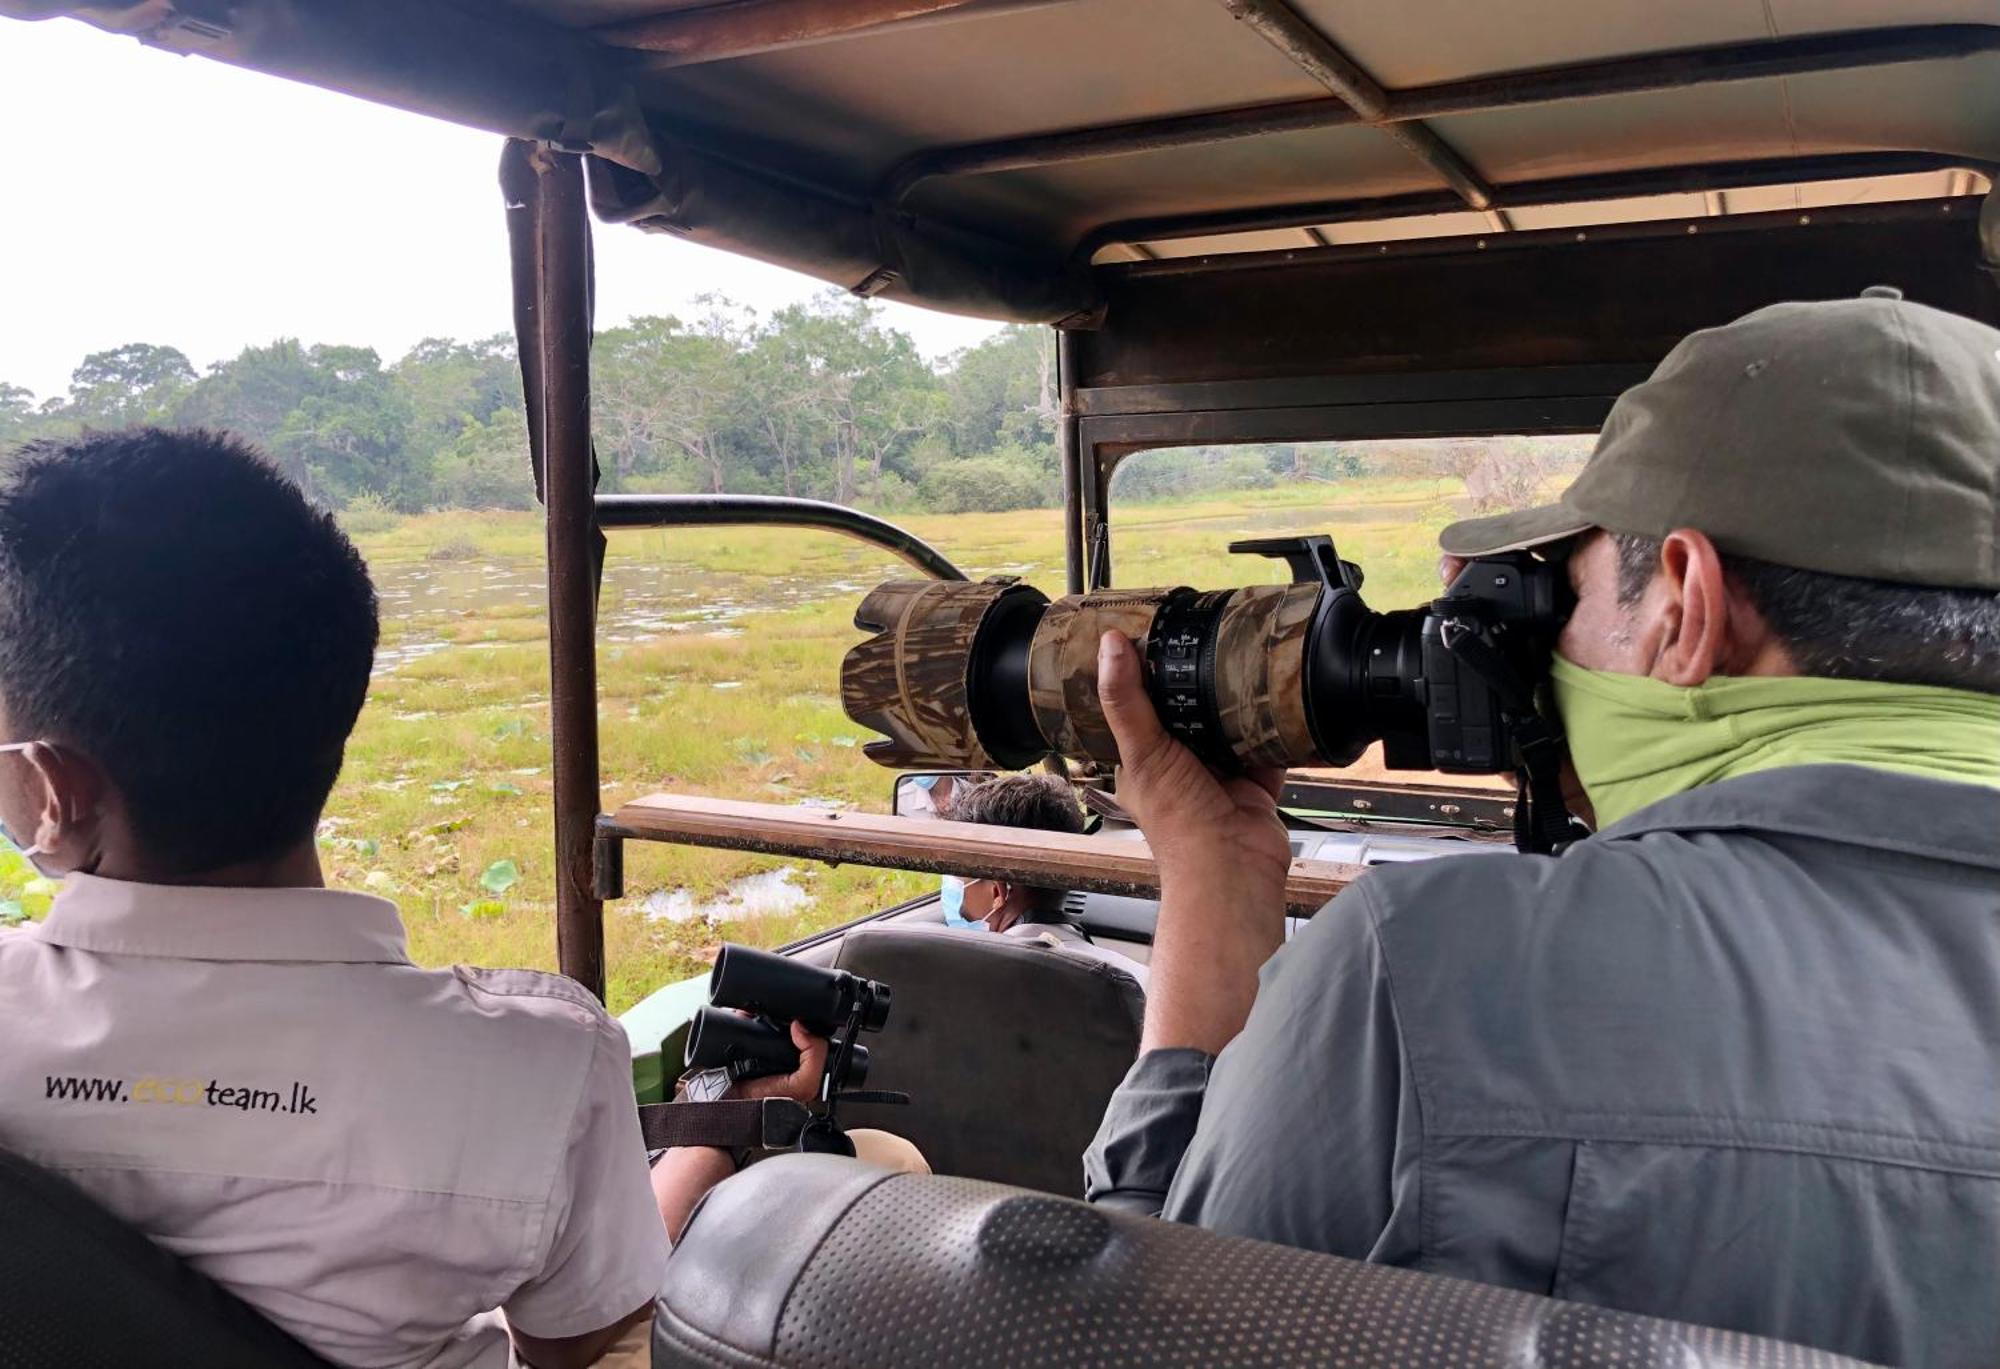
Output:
[0,429,379,873]
[943,773,1085,920]
[1610,532,2000,695]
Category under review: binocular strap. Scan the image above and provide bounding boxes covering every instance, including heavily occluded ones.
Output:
[637,1099,810,1152]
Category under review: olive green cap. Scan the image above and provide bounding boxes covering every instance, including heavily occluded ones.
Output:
[1439,288,2000,589]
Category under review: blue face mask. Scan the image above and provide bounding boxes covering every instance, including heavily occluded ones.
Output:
[939,875,984,931]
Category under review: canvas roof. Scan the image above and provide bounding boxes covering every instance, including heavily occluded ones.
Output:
[10,0,1996,324]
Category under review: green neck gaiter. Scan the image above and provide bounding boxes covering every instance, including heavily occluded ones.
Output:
[1548,655,2000,829]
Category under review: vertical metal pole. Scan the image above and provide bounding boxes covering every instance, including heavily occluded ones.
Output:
[532,148,607,1001]
[1056,329,1084,595]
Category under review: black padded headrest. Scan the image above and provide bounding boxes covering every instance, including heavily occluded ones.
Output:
[0,1148,330,1368]
[655,1155,1876,1369]
[826,925,1143,1196]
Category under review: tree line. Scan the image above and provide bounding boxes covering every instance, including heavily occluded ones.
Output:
[0,294,1071,516]
[2,290,1575,518]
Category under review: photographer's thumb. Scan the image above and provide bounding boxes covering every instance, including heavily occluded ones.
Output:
[1097,631,1166,778]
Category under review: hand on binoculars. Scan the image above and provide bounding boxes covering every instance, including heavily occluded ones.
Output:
[727,1020,829,1105]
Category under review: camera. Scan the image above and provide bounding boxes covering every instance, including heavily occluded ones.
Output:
[841,533,1577,848]
[684,944,891,1091]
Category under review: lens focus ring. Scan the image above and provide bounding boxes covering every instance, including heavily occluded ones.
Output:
[1147,589,1237,769]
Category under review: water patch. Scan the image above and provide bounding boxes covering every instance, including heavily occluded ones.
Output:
[373,639,452,677]
[642,865,812,925]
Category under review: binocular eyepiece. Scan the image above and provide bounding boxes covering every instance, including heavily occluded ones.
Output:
[684,944,892,1088]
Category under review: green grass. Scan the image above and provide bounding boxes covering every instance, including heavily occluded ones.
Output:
[0,478,1464,1014]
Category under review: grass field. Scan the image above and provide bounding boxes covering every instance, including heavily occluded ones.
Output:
[0,475,1472,1013]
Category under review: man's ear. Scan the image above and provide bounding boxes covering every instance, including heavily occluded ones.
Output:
[22,742,106,852]
[1650,529,1732,686]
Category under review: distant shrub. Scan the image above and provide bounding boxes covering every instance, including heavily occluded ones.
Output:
[427,536,482,562]
[338,491,401,536]
[865,472,919,513]
[1462,437,1581,513]
[1216,451,1276,491]
[618,472,701,496]
[917,457,1049,513]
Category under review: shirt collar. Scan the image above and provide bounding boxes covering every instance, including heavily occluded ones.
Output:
[1593,763,2000,873]
[34,873,412,965]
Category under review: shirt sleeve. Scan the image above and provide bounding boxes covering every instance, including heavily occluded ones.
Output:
[502,1010,672,1339]
[1142,882,1421,1261]
[1084,1047,1215,1215]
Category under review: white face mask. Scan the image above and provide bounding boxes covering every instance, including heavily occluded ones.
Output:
[0,741,62,878]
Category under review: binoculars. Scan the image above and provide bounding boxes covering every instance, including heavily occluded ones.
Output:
[684,944,892,1090]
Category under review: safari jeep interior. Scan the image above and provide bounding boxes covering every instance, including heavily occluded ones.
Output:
[6,0,1999,1364]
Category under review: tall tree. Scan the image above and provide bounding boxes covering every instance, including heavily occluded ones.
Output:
[269,346,416,508]
[742,320,829,498]
[66,343,196,427]
[0,383,37,445]
[393,334,518,463]
[773,294,941,503]
[942,325,1055,457]
[174,339,324,454]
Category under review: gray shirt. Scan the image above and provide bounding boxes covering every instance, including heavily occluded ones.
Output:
[1004,918,1150,989]
[1084,766,2000,1368]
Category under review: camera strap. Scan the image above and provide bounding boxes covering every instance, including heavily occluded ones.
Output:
[1506,712,1579,857]
[1436,618,1581,857]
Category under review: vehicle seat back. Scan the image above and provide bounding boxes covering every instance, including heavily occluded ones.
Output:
[822,925,1143,1196]
[654,1154,1877,1369]
[0,1147,331,1368]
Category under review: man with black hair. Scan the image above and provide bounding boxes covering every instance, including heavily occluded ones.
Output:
[943,773,1148,987]
[0,430,784,1369]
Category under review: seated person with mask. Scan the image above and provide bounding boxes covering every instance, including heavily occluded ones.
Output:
[0,429,813,1369]
[940,773,1148,988]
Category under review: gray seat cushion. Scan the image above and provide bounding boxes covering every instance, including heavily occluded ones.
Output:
[0,1147,330,1368]
[827,924,1144,1197]
[655,1155,1876,1369]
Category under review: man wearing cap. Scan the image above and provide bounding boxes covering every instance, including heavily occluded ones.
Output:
[1082,292,2000,1367]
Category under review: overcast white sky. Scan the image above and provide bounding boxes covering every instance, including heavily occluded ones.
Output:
[0,16,1003,404]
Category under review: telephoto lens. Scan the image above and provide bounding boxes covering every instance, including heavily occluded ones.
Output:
[841,532,1572,777]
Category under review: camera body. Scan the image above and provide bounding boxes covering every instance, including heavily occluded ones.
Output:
[1416,551,1572,771]
[1254,534,1572,776]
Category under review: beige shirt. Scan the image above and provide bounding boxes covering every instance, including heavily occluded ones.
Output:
[0,875,669,1368]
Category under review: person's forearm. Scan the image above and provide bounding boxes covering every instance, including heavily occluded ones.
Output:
[1141,860,1285,1056]
[650,1147,737,1245]
[1084,1047,1215,1215]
